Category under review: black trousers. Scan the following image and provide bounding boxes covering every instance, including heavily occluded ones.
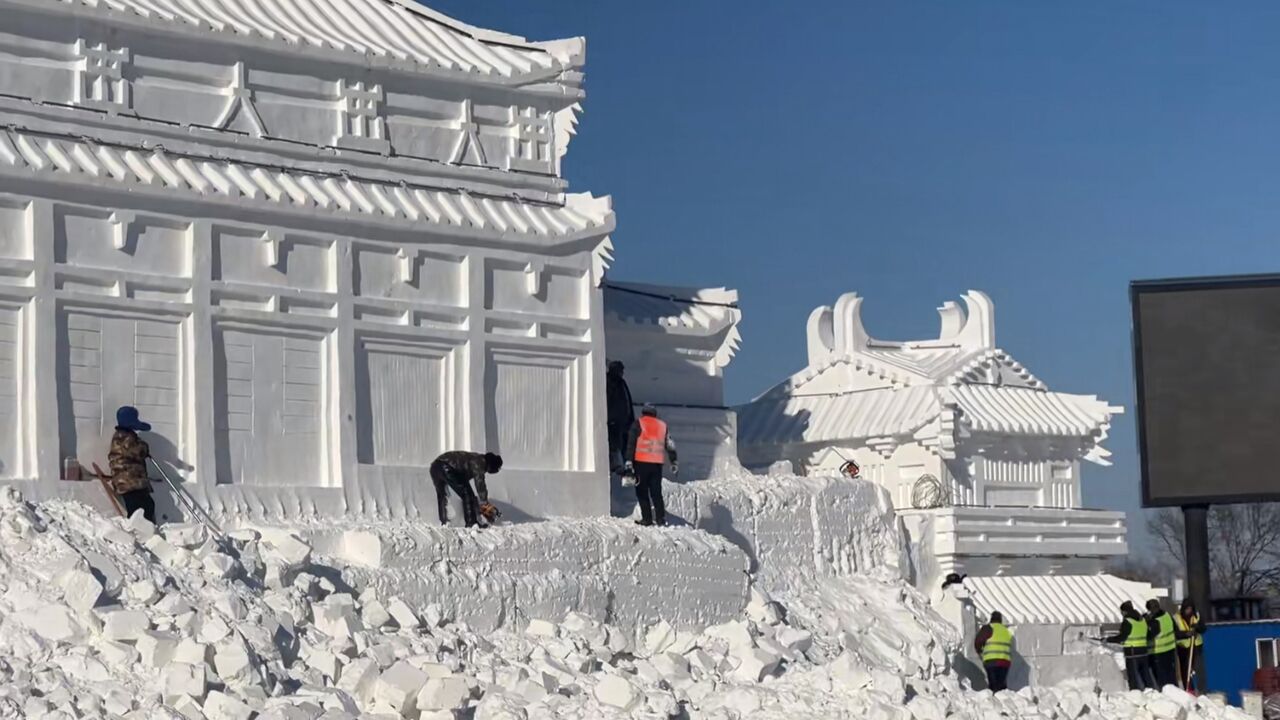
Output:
[430,462,479,527]
[120,490,156,524]
[607,423,625,472]
[984,663,1009,692]
[1123,654,1157,690]
[1176,646,1204,692]
[1151,649,1177,688]
[633,462,665,525]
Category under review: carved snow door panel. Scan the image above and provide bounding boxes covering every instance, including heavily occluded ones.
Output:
[214,328,325,486]
[486,350,574,471]
[0,306,19,478]
[57,310,182,470]
[357,343,447,466]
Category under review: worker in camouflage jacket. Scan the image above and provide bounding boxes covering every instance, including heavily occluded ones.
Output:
[430,451,503,528]
[108,405,156,523]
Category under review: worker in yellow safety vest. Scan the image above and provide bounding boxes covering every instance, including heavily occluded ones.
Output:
[1175,599,1206,692]
[974,611,1013,692]
[1105,601,1158,690]
[1146,598,1179,688]
[624,404,678,527]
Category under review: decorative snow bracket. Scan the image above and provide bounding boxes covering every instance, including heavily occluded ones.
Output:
[263,231,285,271]
[110,210,136,254]
[524,261,547,299]
[396,248,422,288]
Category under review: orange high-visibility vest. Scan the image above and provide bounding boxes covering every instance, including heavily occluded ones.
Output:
[634,416,668,464]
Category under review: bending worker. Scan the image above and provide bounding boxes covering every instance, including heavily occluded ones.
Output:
[1105,600,1157,691]
[624,404,678,527]
[1174,599,1206,692]
[430,451,503,528]
[974,611,1013,692]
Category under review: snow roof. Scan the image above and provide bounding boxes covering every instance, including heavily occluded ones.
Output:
[737,290,1123,454]
[966,574,1160,626]
[737,386,939,448]
[59,0,582,80]
[603,281,742,368]
[0,125,614,241]
[951,385,1119,439]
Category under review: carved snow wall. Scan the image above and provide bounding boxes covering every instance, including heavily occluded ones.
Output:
[0,0,617,520]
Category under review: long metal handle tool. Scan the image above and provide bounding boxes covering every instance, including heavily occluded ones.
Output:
[148,457,226,539]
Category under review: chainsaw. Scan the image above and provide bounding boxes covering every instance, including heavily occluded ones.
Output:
[479,502,502,524]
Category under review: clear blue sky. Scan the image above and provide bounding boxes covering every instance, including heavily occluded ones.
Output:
[430,1,1280,552]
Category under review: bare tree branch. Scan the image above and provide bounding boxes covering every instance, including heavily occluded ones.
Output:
[1144,503,1280,599]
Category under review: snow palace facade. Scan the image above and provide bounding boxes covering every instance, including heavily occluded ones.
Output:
[0,0,616,520]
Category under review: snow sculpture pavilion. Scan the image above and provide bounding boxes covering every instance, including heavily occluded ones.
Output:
[0,0,616,519]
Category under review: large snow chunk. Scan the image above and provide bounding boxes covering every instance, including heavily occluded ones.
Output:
[336,658,379,701]
[162,662,207,700]
[593,675,640,711]
[57,566,103,613]
[17,605,86,643]
[203,691,255,720]
[416,676,470,712]
[733,647,783,682]
[374,661,428,716]
[138,630,180,667]
[102,609,151,641]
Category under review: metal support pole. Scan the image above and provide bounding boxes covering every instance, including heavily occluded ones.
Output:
[1183,504,1212,690]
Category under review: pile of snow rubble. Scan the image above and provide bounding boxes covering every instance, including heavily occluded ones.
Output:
[0,488,1255,720]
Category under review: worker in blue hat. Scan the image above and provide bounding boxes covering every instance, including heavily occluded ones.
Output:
[108,405,155,523]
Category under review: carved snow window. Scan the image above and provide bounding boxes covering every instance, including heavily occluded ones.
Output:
[336,80,389,153]
[75,40,130,112]
[507,107,554,174]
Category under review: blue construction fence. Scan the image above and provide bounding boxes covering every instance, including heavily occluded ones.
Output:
[1202,620,1280,705]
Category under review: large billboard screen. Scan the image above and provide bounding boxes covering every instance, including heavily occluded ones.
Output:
[1132,275,1280,506]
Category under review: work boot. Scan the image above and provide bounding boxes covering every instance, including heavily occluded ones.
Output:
[655,518,667,527]
[635,519,652,527]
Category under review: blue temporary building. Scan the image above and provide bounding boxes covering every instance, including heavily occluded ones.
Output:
[1202,619,1280,705]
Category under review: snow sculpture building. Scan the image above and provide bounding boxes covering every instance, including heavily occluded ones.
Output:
[737,291,1154,689]
[602,281,742,480]
[0,0,616,519]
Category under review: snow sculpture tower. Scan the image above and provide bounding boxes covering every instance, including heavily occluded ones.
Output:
[0,0,615,519]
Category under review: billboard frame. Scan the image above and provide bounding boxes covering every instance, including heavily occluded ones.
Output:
[1131,272,1280,507]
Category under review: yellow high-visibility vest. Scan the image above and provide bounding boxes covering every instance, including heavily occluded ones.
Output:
[1153,613,1177,654]
[982,623,1013,663]
[1123,618,1149,649]
[1174,613,1203,649]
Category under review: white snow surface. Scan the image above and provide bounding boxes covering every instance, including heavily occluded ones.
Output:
[0,486,1255,720]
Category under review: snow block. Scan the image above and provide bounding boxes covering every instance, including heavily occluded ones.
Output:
[335,658,379,701]
[203,691,255,720]
[17,604,85,644]
[138,630,180,667]
[57,566,103,613]
[162,662,207,700]
[374,661,428,716]
[593,675,639,711]
[416,676,470,711]
[101,609,150,641]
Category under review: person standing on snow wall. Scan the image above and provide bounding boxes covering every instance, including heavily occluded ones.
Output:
[1147,598,1183,688]
[624,403,677,527]
[605,360,635,473]
[108,405,156,524]
[1174,598,1206,692]
[974,611,1013,692]
[430,451,503,528]
[1105,600,1158,690]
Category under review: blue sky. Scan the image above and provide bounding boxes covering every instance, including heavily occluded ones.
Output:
[429,1,1280,551]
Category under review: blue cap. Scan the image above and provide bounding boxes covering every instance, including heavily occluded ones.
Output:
[116,406,152,432]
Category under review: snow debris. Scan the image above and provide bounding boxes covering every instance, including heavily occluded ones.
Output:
[0,491,1261,720]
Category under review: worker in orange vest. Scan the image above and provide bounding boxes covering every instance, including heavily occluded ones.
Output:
[624,404,678,527]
